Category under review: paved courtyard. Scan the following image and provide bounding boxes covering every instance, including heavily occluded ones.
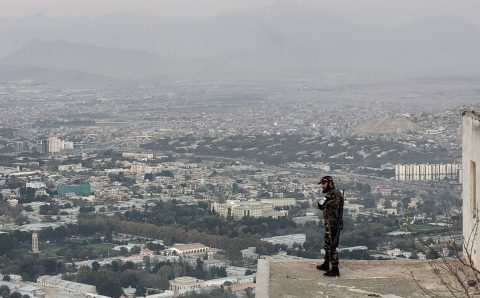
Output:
[257,259,454,298]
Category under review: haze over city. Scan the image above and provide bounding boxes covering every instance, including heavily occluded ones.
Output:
[1,0,480,26]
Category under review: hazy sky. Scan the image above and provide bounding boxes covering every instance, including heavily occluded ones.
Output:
[1,0,479,27]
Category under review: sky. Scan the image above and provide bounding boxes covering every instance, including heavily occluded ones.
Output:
[0,0,479,27]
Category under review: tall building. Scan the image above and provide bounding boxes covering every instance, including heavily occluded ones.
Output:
[37,140,49,154]
[32,232,39,253]
[36,138,72,154]
[48,137,62,153]
[462,110,480,270]
[395,163,460,181]
[15,141,28,153]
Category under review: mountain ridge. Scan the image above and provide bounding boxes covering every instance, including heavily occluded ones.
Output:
[1,1,479,77]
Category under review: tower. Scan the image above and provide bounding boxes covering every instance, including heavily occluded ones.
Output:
[32,232,39,253]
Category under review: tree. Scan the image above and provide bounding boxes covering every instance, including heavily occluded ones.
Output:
[96,277,123,298]
[130,246,141,255]
[144,173,154,181]
[92,261,100,272]
[79,206,95,213]
[411,217,480,297]
[0,285,10,298]
[426,249,439,260]
[10,292,22,298]
[19,187,36,201]
[76,266,95,285]
[159,170,174,178]
[245,269,255,275]
[143,256,151,271]
[362,197,376,209]
[383,200,392,209]
[135,285,147,296]
[193,258,206,279]
[39,204,59,215]
[15,215,29,226]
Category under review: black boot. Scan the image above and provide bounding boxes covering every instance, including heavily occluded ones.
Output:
[316,260,330,271]
[324,266,340,277]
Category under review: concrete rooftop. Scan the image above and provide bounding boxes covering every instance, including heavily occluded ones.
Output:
[256,259,454,298]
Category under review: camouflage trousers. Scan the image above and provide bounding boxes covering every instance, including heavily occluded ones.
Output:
[324,220,339,266]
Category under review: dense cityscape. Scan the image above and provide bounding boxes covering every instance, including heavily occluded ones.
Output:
[0,76,477,297]
[1,0,480,297]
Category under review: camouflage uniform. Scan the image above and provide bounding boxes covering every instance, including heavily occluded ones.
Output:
[322,188,344,266]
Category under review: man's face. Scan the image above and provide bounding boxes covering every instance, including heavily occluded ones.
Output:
[320,181,328,191]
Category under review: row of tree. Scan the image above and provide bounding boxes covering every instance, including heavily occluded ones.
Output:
[71,258,227,297]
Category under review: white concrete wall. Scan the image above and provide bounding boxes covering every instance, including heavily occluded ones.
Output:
[462,111,480,270]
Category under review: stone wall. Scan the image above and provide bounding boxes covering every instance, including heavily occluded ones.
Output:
[462,110,480,270]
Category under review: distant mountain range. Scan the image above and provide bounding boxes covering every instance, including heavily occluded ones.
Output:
[0,1,479,83]
[0,39,254,83]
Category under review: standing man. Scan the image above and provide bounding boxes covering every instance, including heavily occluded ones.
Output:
[316,176,344,277]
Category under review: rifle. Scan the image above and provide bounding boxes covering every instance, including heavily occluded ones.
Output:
[332,189,345,248]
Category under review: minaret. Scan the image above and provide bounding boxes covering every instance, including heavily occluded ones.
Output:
[32,232,39,253]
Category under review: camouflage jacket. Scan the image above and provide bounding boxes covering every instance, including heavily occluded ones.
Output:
[322,188,344,222]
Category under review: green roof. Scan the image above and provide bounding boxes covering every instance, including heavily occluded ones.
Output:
[58,183,91,197]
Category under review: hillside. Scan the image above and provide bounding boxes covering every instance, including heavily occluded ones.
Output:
[353,116,422,135]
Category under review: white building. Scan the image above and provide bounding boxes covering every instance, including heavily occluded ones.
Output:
[344,200,365,217]
[168,243,209,256]
[37,275,97,296]
[47,137,62,153]
[26,182,46,189]
[395,163,460,181]
[386,248,401,257]
[113,243,144,252]
[462,110,480,270]
[130,162,146,174]
[122,152,154,161]
[7,198,18,207]
[61,140,74,150]
[241,247,259,261]
[203,260,226,270]
[261,234,306,249]
[169,276,204,294]
[144,291,174,298]
[211,199,295,220]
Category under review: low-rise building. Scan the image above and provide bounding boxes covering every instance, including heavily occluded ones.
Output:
[344,201,364,217]
[261,234,306,249]
[169,276,204,295]
[37,275,97,296]
[122,152,155,161]
[168,243,209,256]
[203,260,226,270]
[211,199,292,220]
[58,164,83,172]
[26,182,46,189]
[241,247,259,261]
